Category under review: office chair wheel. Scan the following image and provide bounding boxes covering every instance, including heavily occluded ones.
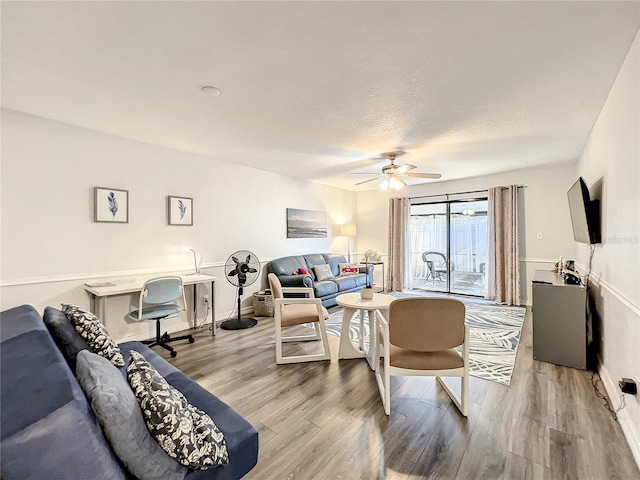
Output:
[170,350,177,358]
[188,337,195,344]
[161,333,170,341]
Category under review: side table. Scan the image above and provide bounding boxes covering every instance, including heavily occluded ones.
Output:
[336,292,395,370]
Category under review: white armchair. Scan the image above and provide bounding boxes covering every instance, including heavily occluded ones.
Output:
[268,273,331,365]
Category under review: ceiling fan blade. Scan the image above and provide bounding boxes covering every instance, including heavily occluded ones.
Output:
[404,172,442,179]
[355,175,383,186]
[351,172,381,175]
[394,164,416,175]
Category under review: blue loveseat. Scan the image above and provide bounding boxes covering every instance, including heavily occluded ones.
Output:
[0,305,258,480]
[267,253,372,308]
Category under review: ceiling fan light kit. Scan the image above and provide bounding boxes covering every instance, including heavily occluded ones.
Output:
[353,151,441,190]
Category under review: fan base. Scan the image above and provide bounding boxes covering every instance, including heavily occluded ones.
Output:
[220,317,258,330]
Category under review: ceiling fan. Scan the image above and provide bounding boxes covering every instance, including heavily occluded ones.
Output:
[352,151,441,190]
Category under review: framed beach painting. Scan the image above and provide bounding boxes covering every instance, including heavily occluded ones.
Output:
[286,208,327,238]
[168,196,193,226]
[94,187,129,223]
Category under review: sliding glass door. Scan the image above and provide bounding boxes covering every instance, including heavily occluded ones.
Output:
[409,198,488,297]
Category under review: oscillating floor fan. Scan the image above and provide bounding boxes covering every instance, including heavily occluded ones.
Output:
[220,250,260,330]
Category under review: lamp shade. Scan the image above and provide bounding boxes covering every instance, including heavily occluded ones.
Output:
[337,224,357,237]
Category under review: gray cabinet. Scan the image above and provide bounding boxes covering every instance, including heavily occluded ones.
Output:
[532,270,587,370]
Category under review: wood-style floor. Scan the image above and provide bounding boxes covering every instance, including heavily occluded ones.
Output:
[157,308,639,480]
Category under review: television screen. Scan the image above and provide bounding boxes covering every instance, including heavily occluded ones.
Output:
[567,177,599,244]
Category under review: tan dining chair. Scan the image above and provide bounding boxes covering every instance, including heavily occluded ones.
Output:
[268,273,331,364]
[375,297,469,416]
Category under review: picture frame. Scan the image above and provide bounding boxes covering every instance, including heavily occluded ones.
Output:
[168,196,193,226]
[94,187,129,223]
[286,208,327,238]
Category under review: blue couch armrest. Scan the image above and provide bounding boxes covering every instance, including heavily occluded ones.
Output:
[278,274,313,288]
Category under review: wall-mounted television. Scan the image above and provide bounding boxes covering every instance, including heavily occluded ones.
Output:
[567,177,601,244]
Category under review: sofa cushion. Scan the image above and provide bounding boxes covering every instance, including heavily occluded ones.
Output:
[127,351,229,470]
[314,280,339,297]
[267,255,307,277]
[332,275,359,291]
[0,305,126,480]
[312,264,334,281]
[43,306,90,371]
[322,253,347,276]
[62,304,125,367]
[76,350,187,480]
[163,370,259,480]
[303,253,327,278]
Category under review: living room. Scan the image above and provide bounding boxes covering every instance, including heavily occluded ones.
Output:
[1,1,639,479]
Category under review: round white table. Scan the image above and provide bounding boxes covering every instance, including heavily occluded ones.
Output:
[336,292,395,370]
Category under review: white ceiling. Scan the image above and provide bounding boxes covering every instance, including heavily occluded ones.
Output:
[2,1,639,191]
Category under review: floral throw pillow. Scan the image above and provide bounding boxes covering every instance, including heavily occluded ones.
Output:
[126,351,229,470]
[312,263,334,281]
[62,304,124,367]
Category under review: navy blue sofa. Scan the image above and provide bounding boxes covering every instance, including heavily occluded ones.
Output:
[267,253,372,308]
[0,305,258,480]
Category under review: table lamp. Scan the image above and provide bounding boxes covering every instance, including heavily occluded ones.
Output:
[186,248,199,276]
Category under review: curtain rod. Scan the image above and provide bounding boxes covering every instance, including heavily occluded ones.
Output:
[410,185,525,201]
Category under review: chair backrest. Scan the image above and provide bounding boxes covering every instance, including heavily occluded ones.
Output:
[268,273,283,300]
[142,276,184,306]
[388,297,465,352]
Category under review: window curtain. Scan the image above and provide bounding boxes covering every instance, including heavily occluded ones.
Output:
[486,185,521,305]
[387,197,410,291]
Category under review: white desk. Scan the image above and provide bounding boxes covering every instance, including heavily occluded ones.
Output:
[336,292,395,370]
[84,274,218,335]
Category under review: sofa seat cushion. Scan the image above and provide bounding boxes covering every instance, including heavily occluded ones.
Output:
[314,280,339,298]
[1,401,127,480]
[163,370,260,480]
[332,274,363,291]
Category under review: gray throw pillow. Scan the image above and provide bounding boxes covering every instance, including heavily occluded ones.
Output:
[127,351,229,470]
[62,304,124,367]
[43,306,90,370]
[75,350,187,480]
[313,263,334,281]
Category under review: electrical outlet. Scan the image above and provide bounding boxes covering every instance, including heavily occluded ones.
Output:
[201,295,210,304]
[619,378,637,395]
[536,232,543,240]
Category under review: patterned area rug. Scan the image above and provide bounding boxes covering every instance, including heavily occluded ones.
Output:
[325,294,525,386]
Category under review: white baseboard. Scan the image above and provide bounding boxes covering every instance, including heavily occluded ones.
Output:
[599,364,640,471]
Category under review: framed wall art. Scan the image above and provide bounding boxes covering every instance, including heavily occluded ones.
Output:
[286,208,327,238]
[168,196,193,226]
[94,187,129,223]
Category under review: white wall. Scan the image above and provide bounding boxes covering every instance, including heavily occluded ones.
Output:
[0,109,357,341]
[357,163,578,305]
[576,31,640,467]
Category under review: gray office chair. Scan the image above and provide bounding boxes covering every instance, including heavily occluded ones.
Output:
[129,276,194,357]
